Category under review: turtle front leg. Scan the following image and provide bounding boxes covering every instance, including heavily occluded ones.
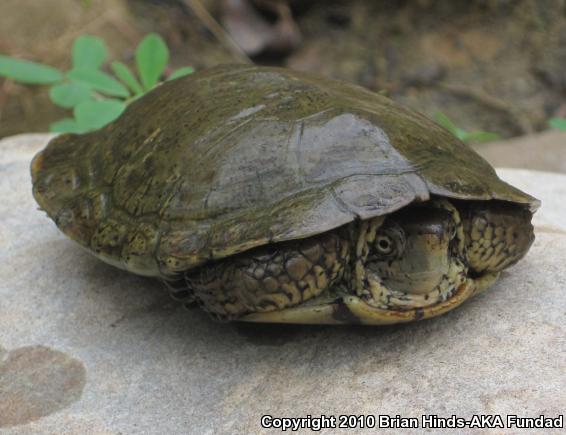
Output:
[183,231,351,320]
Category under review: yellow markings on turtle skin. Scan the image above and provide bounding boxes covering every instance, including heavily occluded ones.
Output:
[340,240,349,261]
[314,265,328,289]
[352,216,385,298]
[373,258,467,310]
[303,273,318,296]
[281,283,302,305]
[429,199,465,255]
[356,220,369,259]
[366,220,379,244]
[343,276,477,325]
[471,226,482,241]
[266,292,292,310]
[186,231,350,319]
[300,286,314,302]
[465,206,533,274]
[222,303,241,315]
[480,246,494,263]
[493,242,504,258]
[484,225,493,241]
[366,277,389,303]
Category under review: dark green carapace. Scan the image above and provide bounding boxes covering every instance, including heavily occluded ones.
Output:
[31,65,539,324]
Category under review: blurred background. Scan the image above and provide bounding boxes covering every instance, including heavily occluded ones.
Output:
[1,0,565,171]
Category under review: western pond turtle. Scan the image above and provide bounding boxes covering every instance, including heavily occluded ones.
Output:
[31,65,538,324]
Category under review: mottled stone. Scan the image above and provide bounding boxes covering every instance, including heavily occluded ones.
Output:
[1,134,564,434]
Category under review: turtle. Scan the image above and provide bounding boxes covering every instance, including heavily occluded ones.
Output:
[31,64,539,325]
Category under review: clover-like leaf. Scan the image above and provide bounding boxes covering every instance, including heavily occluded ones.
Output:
[435,111,499,143]
[435,111,461,135]
[0,55,62,84]
[462,131,500,143]
[49,118,86,134]
[111,61,143,96]
[74,99,127,131]
[135,33,169,90]
[167,66,195,81]
[548,118,566,132]
[49,82,92,108]
[72,36,107,70]
[68,68,130,98]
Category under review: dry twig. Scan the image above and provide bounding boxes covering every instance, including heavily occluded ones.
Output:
[182,0,253,64]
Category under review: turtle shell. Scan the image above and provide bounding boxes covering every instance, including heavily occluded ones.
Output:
[31,65,538,278]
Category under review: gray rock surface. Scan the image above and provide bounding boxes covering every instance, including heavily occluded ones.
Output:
[1,134,565,434]
[475,130,566,174]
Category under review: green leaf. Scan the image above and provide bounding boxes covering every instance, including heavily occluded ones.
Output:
[136,33,169,90]
[434,111,498,143]
[49,82,92,108]
[72,35,107,70]
[111,61,143,95]
[434,111,458,133]
[49,118,86,134]
[462,131,500,143]
[0,55,62,84]
[68,68,130,98]
[74,99,126,131]
[167,66,195,81]
[548,117,566,131]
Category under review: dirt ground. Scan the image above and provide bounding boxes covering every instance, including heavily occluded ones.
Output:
[1,0,565,142]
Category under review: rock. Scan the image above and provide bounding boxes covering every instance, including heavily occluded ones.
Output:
[1,134,564,434]
[475,130,566,174]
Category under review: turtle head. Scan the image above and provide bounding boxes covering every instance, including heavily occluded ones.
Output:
[367,206,460,298]
[344,200,535,323]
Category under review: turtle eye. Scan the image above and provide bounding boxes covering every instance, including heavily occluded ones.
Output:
[376,235,394,255]
[372,226,405,259]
